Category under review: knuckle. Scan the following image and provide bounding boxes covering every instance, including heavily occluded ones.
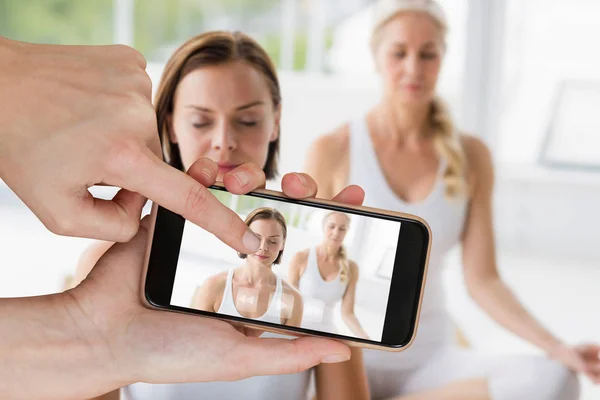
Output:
[117,98,157,137]
[113,44,146,68]
[44,212,77,237]
[184,183,209,216]
[118,218,139,242]
[107,139,148,177]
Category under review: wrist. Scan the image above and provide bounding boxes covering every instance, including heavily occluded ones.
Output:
[59,289,135,391]
[0,293,130,399]
[542,336,565,355]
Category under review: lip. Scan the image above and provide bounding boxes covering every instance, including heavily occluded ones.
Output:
[217,163,240,175]
[254,254,269,260]
[404,83,423,92]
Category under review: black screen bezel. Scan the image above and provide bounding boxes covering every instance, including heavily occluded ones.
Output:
[144,186,429,348]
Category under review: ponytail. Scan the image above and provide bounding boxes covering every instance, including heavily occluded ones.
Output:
[429,96,468,198]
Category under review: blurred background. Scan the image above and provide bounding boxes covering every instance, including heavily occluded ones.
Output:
[1,0,598,398]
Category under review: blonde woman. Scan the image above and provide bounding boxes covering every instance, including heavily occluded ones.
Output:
[288,211,370,339]
[191,207,303,327]
[71,31,369,400]
[304,0,599,399]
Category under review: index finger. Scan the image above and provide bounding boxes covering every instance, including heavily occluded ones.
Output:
[125,151,260,254]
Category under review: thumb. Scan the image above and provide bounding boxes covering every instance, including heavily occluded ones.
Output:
[61,189,147,242]
[124,150,260,254]
[227,336,351,379]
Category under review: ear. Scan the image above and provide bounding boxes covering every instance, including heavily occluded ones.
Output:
[166,113,178,143]
[270,103,282,142]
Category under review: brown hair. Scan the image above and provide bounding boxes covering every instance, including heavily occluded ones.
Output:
[238,207,287,264]
[370,7,468,198]
[323,211,352,284]
[154,31,281,179]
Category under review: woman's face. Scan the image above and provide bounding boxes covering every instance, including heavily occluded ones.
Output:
[323,213,349,246]
[248,218,285,266]
[374,12,444,106]
[169,61,280,179]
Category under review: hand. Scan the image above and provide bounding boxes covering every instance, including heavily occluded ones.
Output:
[0,38,258,255]
[550,343,600,384]
[63,158,364,397]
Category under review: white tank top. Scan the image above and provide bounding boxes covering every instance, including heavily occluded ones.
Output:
[123,269,310,400]
[217,268,285,325]
[349,117,468,367]
[298,247,348,331]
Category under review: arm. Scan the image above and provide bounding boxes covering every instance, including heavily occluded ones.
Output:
[287,250,309,289]
[90,391,120,400]
[461,136,561,352]
[191,276,224,312]
[315,347,369,400]
[341,262,370,340]
[303,129,369,400]
[303,127,350,199]
[284,287,304,328]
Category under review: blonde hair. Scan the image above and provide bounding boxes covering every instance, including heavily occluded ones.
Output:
[370,0,468,198]
[323,212,352,284]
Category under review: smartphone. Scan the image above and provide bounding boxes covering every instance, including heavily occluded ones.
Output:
[142,184,431,351]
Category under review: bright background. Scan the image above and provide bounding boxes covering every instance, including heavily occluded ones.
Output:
[1,0,599,398]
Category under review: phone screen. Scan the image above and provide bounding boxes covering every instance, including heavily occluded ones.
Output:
[168,187,402,342]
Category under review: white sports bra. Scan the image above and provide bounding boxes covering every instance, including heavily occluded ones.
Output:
[217,268,285,325]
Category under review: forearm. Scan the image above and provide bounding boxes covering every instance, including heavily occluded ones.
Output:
[469,277,561,352]
[0,293,128,400]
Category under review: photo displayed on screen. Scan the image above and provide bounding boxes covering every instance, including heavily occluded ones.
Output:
[171,189,401,341]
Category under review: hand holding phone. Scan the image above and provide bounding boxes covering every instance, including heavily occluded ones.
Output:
[143,182,431,351]
[60,160,364,399]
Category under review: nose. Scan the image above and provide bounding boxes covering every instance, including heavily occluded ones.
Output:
[211,122,236,152]
[259,238,268,252]
[405,53,421,77]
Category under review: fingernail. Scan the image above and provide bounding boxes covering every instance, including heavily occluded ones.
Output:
[243,229,260,251]
[321,354,350,364]
[199,167,212,182]
[234,171,251,187]
[293,173,306,186]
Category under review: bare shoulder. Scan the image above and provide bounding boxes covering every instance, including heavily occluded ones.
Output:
[200,271,228,295]
[460,134,493,167]
[310,124,350,157]
[291,248,310,264]
[460,134,494,191]
[305,124,351,197]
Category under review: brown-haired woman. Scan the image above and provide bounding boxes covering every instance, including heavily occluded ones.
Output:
[191,207,303,327]
[288,211,370,339]
[71,31,368,400]
[305,0,597,399]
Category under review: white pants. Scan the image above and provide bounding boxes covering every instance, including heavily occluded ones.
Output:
[363,312,579,400]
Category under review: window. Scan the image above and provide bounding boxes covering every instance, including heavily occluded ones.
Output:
[496,0,600,168]
[540,80,600,171]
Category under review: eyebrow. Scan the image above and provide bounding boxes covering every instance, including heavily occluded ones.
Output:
[184,101,265,113]
[392,41,438,48]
